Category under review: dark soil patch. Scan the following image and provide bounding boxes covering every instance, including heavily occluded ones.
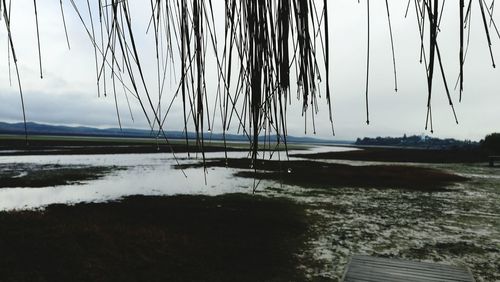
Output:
[408,241,494,259]
[0,164,121,188]
[177,159,468,191]
[0,194,309,282]
[292,147,488,164]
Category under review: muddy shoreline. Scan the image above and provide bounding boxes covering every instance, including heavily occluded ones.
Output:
[292,146,488,163]
[0,138,245,156]
[177,158,469,191]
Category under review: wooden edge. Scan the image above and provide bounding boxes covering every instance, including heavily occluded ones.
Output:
[465,265,476,282]
[340,255,354,282]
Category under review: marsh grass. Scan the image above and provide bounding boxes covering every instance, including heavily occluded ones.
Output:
[0,194,311,282]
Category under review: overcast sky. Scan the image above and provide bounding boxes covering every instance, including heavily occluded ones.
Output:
[0,0,499,141]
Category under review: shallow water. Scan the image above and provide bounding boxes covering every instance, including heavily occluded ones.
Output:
[0,153,246,210]
[0,146,498,281]
[0,146,351,210]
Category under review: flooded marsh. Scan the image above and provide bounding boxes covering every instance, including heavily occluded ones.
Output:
[0,146,498,281]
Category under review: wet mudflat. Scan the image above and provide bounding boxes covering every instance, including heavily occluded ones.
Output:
[268,163,500,281]
[0,146,498,281]
[176,157,499,281]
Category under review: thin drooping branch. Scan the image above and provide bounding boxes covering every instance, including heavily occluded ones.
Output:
[323,0,334,135]
[33,0,43,79]
[2,0,28,143]
[460,0,464,101]
[385,0,398,92]
[425,0,439,133]
[479,0,497,68]
[86,0,101,97]
[365,0,370,125]
[60,0,71,50]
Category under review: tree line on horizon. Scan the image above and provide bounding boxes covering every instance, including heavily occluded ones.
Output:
[355,134,479,150]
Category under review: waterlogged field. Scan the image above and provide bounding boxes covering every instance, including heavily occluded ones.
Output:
[0,146,498,281]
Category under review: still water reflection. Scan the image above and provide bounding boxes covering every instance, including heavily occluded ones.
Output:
[0,146,352,211]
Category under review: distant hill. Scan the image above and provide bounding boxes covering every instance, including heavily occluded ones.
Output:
[0,122,352,145]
